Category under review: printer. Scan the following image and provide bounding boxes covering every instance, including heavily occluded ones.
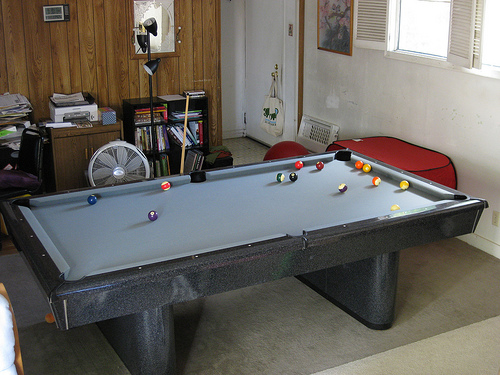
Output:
[49,93,99,122]
[49,101,99,122]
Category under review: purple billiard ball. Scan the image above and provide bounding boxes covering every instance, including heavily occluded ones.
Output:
[148,210,158,221]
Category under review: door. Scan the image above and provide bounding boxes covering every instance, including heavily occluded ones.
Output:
[220,0,298,146]
[244,0,297,146]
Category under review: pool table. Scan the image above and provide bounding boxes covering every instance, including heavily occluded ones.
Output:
[0,150,487,375]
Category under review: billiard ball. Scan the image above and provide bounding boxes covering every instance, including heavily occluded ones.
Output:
[45,313,55,324]
[276,173,285,182]
[87,195,97,205]
[316,161,324,170]
[148,210,158,221]
[338,183,348,193]
[289,172,298,182]
[355,161,364,169]
[161,181,171,191]
[390,204,401,211]
[372,177,381,186]
[295,160,304,170]
[400,180,410,190]
[362,164,372,173]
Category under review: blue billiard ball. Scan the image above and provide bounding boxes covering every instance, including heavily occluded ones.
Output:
[87,195,97,205]
[148,210,158,221]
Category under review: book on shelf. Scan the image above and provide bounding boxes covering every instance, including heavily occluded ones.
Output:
[184,149,205,173]
[182,90,206,98]
[134,112,165,125]
[135,125,170,153]
[169,110,202,120]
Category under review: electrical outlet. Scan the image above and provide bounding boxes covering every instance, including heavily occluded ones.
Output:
[493,211,500,227]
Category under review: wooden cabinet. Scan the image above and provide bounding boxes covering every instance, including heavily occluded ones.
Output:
[49,121,123,191]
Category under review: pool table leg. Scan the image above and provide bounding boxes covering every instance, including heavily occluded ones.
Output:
[297,251,399,330]
[97,304,175,375]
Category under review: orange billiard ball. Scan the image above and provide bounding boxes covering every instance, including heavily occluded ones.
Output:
[372,177,381,186]
[355,160,364,169]
[362,164,372,173]
[45,313,55,324]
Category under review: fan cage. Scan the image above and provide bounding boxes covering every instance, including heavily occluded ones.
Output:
[88,141,150,187]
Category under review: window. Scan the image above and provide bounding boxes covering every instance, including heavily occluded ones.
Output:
[481,0,500,68]
[355,0,500,72]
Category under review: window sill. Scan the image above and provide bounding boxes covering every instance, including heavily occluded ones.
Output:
[385,50,500,80]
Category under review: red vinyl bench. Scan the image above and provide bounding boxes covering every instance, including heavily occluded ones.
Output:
[326,136,457,189]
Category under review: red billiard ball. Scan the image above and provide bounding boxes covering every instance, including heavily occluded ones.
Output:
[316,161,324,170]
[161,181,171,191]
[295,160,304,170]
[148,210,158,221]
[355,161,364,169]
[372,177,381,186]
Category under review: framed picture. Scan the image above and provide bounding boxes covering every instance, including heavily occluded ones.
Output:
[318,0,353,55]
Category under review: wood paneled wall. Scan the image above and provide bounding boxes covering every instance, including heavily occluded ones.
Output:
[0,0,222,145]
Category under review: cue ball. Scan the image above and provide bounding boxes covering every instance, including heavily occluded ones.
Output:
[316,161,325,170]
[148,210,158,221]
[372,177,381,186]
[161,181,171,191]
[362,164,372,173]
[400,180,410,190]
[87,195,97,205]
[338,183,348,193]
[390,204,401,211]
[355,161,364,169]
[295,160,304,170]
[276,173,285,182]
[289,172,298,182]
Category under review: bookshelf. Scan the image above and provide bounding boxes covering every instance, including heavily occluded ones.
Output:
[122,96,209,176]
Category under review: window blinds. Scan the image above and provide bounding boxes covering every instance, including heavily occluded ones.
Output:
[354,0,388,50]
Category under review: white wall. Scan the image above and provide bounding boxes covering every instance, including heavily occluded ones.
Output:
[303,0,500,258]
[221,0,246,139]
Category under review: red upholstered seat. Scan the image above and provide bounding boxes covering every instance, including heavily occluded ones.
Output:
[264,141,309,161]
[326,137,457,189]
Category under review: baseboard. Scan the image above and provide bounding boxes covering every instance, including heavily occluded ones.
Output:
[222,128,245,139]
[459,233,500,259]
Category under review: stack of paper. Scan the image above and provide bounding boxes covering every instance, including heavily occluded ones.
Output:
[0,93,32,125]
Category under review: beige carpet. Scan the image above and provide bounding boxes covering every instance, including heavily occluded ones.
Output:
[312,315,500,375]
[2,238,500,374]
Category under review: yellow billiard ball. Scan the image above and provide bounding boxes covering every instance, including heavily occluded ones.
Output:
[362,164,372,173]
[400,180,410,190]
[390,204,401,211]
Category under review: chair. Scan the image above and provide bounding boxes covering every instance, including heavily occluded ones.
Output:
[0,127,45,200]
[0,128,44,251]
[0,283,24,375]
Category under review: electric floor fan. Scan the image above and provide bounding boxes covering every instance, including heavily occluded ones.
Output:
[88,140,150,187]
